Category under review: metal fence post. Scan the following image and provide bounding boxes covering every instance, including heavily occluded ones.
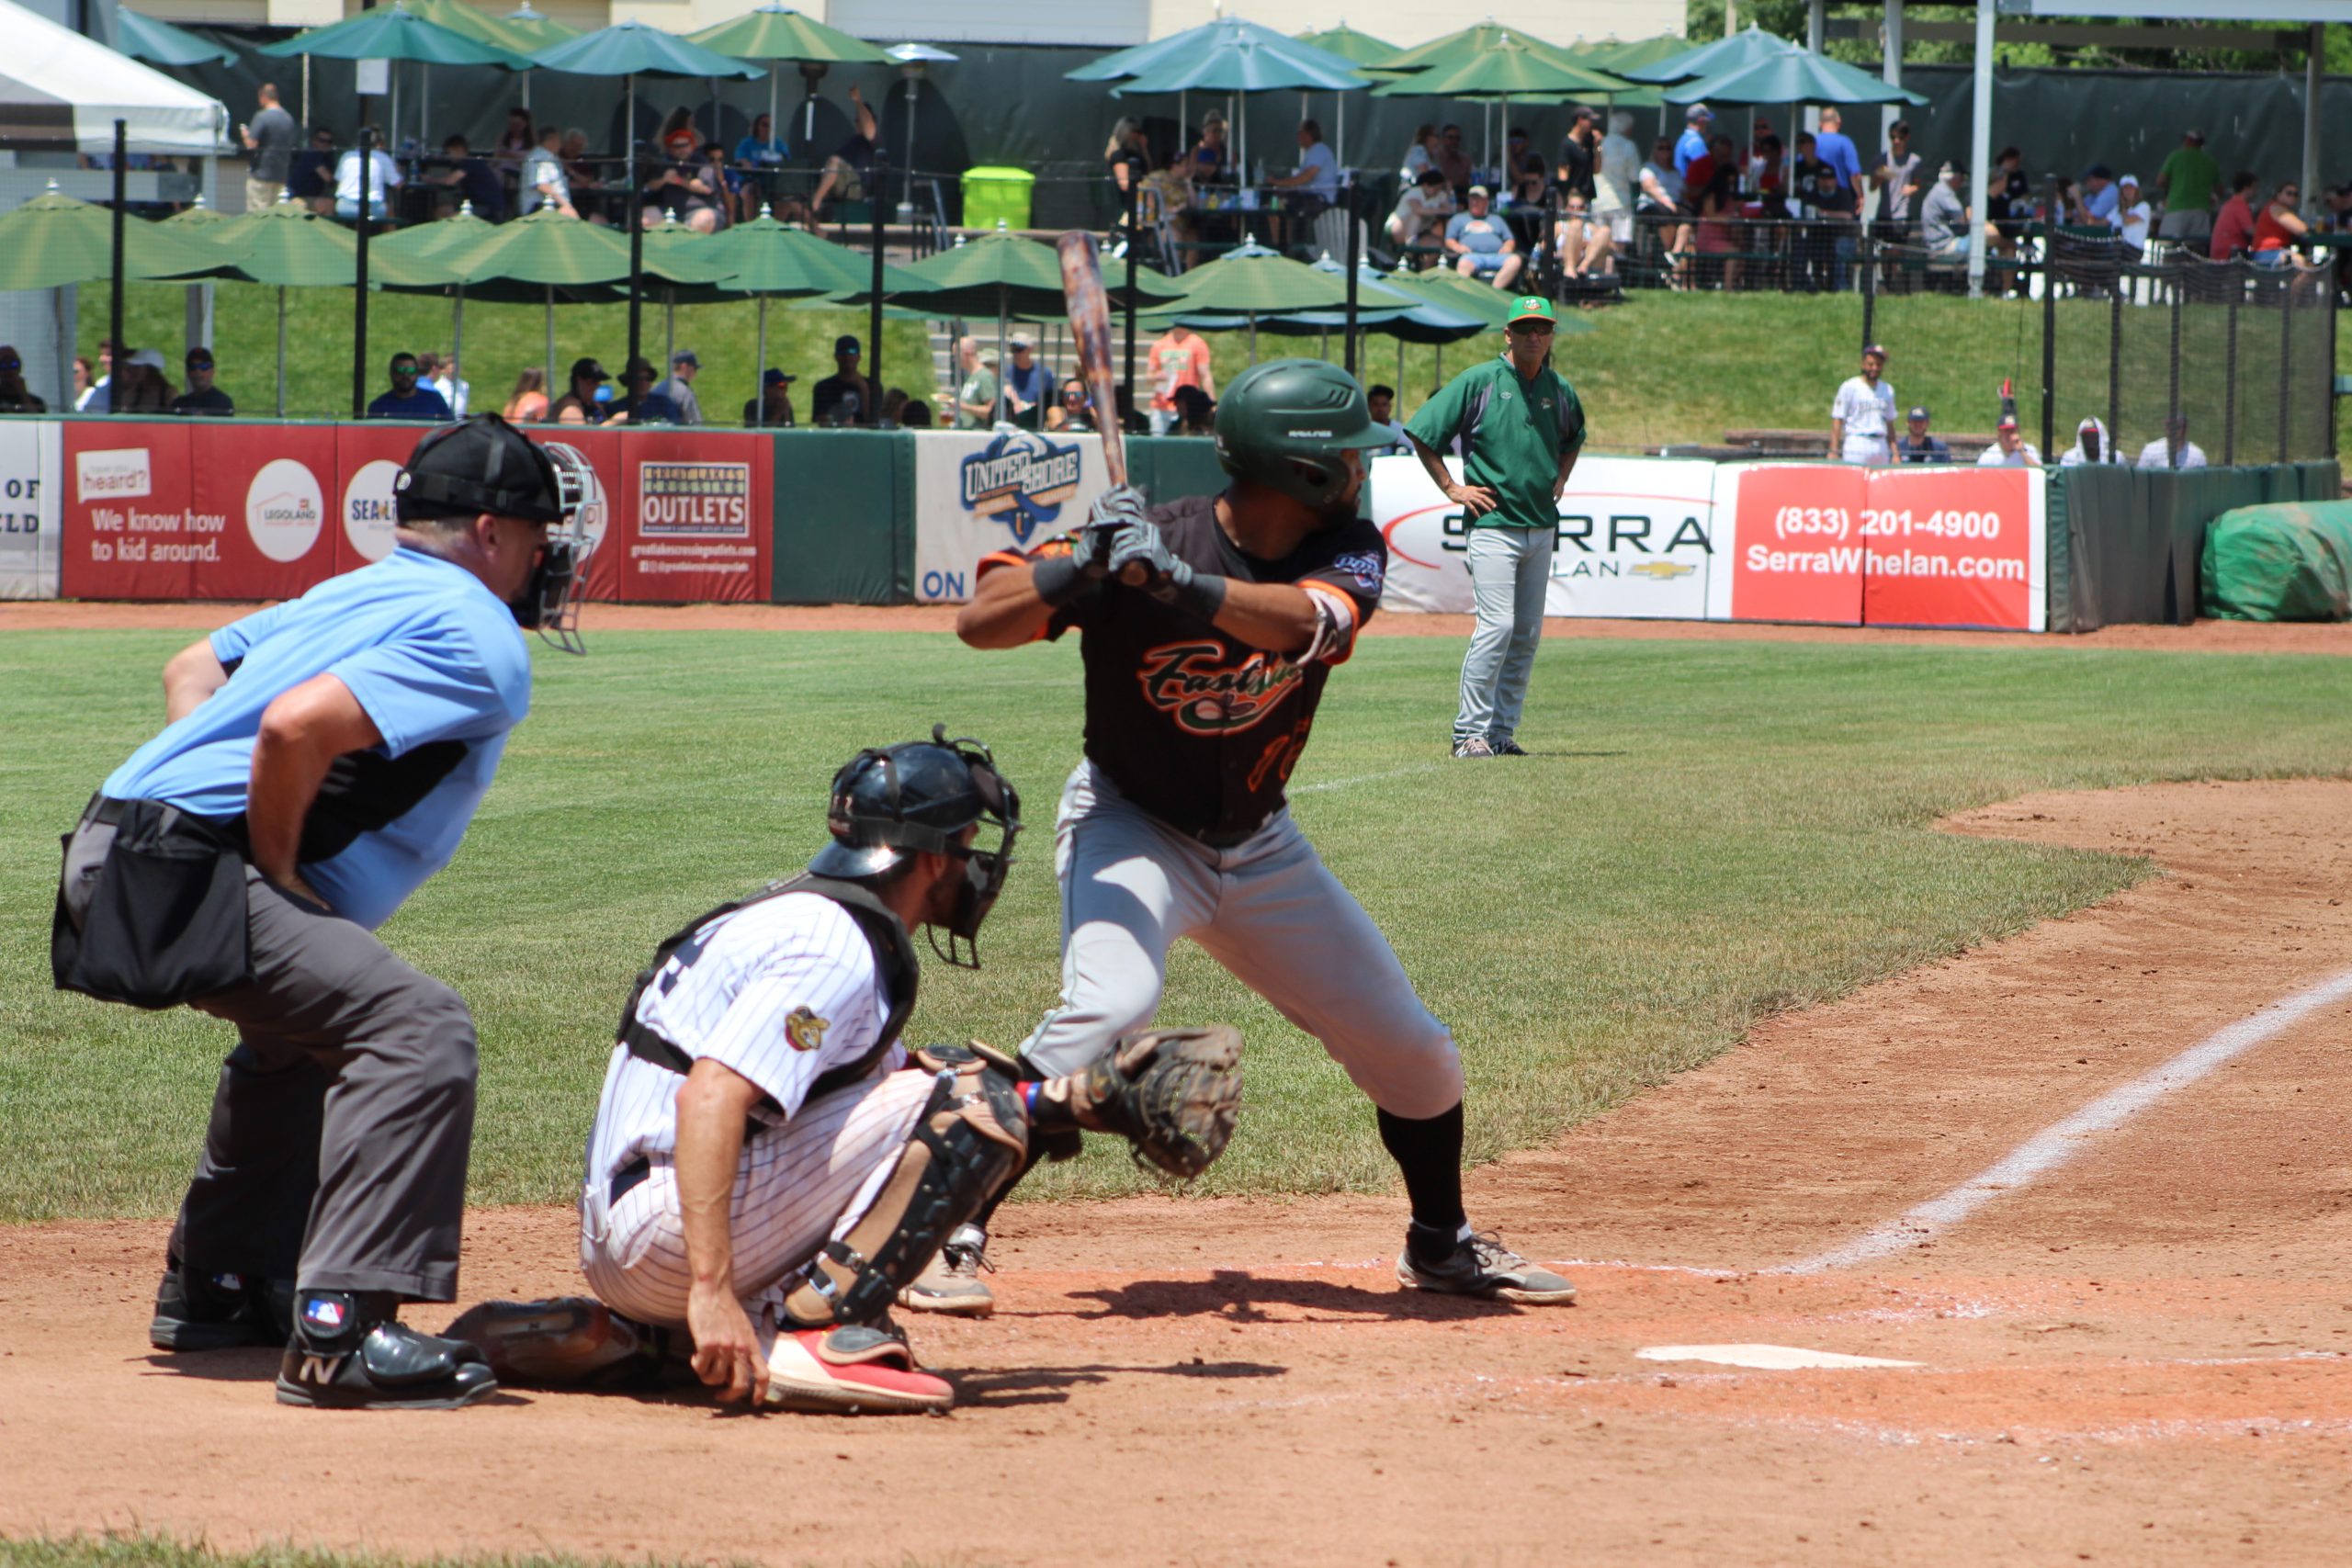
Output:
[2222,273,2240,466]
[2106,279,2122,447]
[2041,204,2057,459]
[2278,269,2294,464]
[1860,231,1875,353]
[2165,263,2182,430]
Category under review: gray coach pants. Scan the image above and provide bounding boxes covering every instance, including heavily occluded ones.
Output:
[1018,762,1464,1120]
[1454,524,1555,746]
[63,818,480,1303]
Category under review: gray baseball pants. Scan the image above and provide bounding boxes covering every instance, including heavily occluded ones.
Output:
[1018,761,1464,1120]
[1454,524,1555,746]
[65,817,480,1303]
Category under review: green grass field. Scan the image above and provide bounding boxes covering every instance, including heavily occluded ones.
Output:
[4,626,2347,1224]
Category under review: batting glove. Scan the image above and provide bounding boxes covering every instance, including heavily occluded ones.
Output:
[1107,521,1227,622]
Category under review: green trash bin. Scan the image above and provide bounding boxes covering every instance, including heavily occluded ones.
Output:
[961,166,1035,231]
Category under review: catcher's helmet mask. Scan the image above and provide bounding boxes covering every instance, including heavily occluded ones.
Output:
[809,725,1022,968]
[392,413,597,653]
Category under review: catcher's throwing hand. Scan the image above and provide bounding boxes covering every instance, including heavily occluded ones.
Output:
[1064,1024,1243,1179]
[686,1280,767,1404]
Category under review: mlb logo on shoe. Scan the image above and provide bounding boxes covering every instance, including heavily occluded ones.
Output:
[301,1296,345,1332]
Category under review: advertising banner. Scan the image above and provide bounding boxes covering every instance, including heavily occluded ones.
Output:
[1706,463,1870,626]
[911,428,1114,603]
[590,429,771,604]
[0,418,62,600]
[62,421,343,601]
[1371,454,1724,619]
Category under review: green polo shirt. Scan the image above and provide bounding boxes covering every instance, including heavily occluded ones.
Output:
[2158,144,2219,215]
[1404,355,1587,529]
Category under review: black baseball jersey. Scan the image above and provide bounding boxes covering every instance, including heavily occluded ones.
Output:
[983,492,1386,837]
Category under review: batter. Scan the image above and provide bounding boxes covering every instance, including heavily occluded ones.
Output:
[928,357,1577,1314]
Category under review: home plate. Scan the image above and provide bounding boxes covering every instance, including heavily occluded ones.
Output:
[1634,1344,1923,1371]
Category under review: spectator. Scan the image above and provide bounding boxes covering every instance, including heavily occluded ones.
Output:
[2155,130,2219,242]
[1674,104,1712,180]
[115,349,173,412]
[955,343,1001,429]
[1920,162,1969,260]
[1364,383,1412,456]
[503,367,549,423]
[2058,416,2120,466]
[1829,344,1894,465]
[1978,412,2041,467]
[429,135,506,220]
[1147,321,1216,436]
[1896,406,1949,463]
[1637,136,1691,287]
[900,398,934,429]
[1751,131,1787,208]
[1588,110,1641,275]
[2136,413,2209,469]
[1803,130,1860,291]
[656,350,703,425]
[731,113,788,222]
[239,84,296,213]
[1692,169,1744,290]
[1388,167,1455,259]
[2053,176,2086,226]
[334,130,400,223]
[1184,112,1228,186]
[878,386,908,426]
[519,126,577,219]
[1504,125,1546,206]
[494,107,534,168]
[80,342,114,410]
[419,353,469,417]
[2110,174,2152,255]
[549,356,610,423]
[1445,186,1522,290]
[1986,145,2030,229]
[1104,118,1151,209]
[694,142,734,231]
[1170,384,1216,435]
[365,353,451,420]
[170,347,232,416]
[808,84,879,226]
[1265,118,1340,243]
[809,334,874,427]
[1872,119,1922,228]
[1813,107,1861,201]
[2251,179,2309,262]
[743,367,797,427]
[0,345,47,413]
[1046,378,1092,433]
[610,356,679,423]
[1112,381,1148,435]
[560,129,602,194]
[1401,123,1441,181]
[1434,123,1473,192]
[642,128,721,232]
[1002,333,1050,430]
[1747,115,1778,170]
[2211,172,2261,259]
[1553,107,1598,275]
[70,355,94,410]
[2079,164,2119,224]
[289,128,337,213]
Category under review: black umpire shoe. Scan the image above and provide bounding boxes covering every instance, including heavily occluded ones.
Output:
[275,1291,499,1410]
[150,1264,293,1353]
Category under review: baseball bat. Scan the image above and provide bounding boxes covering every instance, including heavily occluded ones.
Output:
[1056,231,1148,586]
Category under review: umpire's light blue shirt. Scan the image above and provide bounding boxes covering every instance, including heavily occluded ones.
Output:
[103,546,531,931]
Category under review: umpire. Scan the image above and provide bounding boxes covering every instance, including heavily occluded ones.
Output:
[1407,295,1585,760]
[52,414,589,1410]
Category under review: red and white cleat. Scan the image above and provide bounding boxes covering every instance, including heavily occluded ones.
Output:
[760,1321,954,1415]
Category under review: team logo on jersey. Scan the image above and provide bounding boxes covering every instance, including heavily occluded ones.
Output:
[959,431,1085,546]
[1331,551,1385,594]
[785,1007,830,1053]
[1137,640,1306,734]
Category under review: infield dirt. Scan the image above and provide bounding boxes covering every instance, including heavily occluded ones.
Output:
[4,778,2349,1564]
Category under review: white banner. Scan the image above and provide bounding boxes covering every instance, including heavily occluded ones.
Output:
[1371,453,1724,619]
[912,427,1114,603]
[0,418,62,600]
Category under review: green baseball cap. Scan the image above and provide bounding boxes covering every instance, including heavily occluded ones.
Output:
[1507,295,1556,327]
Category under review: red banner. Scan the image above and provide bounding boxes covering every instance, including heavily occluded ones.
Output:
[61,422,773,606]
[1716,463,1868,626]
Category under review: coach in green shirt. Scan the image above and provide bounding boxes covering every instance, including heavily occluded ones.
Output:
[1406,295,1586,759]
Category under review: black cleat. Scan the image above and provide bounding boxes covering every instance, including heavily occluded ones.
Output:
[1396,1224,1577,1305]
[151,1265,292,1353]
[274,1292,498,1410]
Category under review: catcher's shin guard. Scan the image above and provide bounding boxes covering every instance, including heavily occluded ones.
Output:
[780,1053,1028,1330]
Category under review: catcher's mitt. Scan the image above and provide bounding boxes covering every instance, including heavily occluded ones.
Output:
[1071,1025,1242,1179]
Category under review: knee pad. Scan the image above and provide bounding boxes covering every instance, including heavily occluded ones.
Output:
[779,1053,1029,1330]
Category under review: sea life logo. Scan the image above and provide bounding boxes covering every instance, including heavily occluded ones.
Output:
[960,431,1083,546]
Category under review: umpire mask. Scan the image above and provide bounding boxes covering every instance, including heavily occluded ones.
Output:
[393,416,597,653]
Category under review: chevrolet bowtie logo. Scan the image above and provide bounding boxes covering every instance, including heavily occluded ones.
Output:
[1629,561,1697,581]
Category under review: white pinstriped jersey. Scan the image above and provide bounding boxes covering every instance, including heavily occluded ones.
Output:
[583,892,904,1186]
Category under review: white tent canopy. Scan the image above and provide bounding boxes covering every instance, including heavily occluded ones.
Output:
[0,0,228,155]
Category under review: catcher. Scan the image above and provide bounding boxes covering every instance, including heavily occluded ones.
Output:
[451,729,1239,1415]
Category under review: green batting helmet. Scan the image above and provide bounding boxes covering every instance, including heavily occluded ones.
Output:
[1213,358,1389,509]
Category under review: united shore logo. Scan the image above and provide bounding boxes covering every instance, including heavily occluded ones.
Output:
[960,431,1083,546]
[245,458,324,563]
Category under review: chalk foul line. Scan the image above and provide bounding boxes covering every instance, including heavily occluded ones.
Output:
[1779,966,2352,1274]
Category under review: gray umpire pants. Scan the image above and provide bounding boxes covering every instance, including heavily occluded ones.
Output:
[62,818,479,1303]
[1454,523,1555,746]
[1018,762,1464,1121]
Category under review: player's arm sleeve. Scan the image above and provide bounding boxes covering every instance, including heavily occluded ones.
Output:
[1293,524,1387,665]
[208,599,296,671]
[691,935,882,1121]
[326,612,529,757]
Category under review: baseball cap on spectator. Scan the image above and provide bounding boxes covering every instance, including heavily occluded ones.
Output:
[2082,163,2112,180]
[185,347,214,367]
[1906,406,1930,422]
[1414,167,1447,187]
[762,368,796,386]
[2184,130,2206,146]
[1465,184,1491,200]
[621,355,660,381]
[1686,104,1713,122]
[671,349,698,367]
[1862,344,1888,359]
[662,129,695,154]
[1938,162,1961,180]
[1996,411,2019,430]
[832,334,861,357]
[978,347,1000,366]
[1008,332,1035,350]
[2119,173,2140,190]
[568,357,608,383]
[130,348,166,370]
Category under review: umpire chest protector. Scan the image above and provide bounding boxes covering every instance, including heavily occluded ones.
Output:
[616,874,919,1101]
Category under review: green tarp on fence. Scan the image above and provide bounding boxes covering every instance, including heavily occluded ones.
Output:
[2202,501,2352,621]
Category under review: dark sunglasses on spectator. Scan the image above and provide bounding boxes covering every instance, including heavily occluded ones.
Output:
[187,359,213,370]
[1061,389,1084,401]
[0,359,20,372]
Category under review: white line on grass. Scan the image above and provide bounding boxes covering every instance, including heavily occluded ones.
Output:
[1780,966,2352,1274]
[1293,763,1444,795]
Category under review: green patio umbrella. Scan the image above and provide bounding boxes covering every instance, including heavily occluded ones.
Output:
[1371,36,1631,100]
[1072,17,1368,178]
[1139,242,1368,364]
[689,209,916,425]
[1294,24,1398,65]
[1621,24,1798,85]
[530,21,763,382]
[1570,34,1693,74]
[115,10,237,68]
[374,204,503,401]
[1358,22,1617,167]
[0,187,224,291]
[1662,50,1927,107]
[407,0,579,113]
[687,4,888,152]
